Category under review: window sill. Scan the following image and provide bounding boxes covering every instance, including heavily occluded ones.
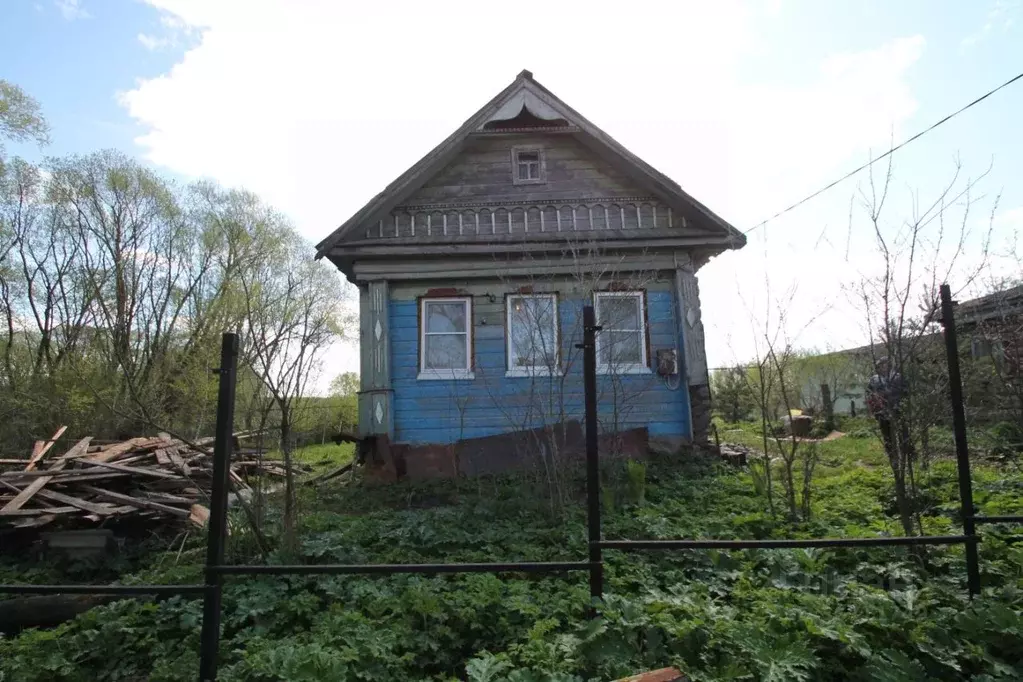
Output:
[597,365,651,375]
[417,370,475,381]
[505,368,562,378]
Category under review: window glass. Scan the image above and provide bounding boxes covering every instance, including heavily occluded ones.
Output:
[426,302,466,334]
[421,299,471,372]
[508,295,558,370]
[514,149,542,182]
[595,292,646,370]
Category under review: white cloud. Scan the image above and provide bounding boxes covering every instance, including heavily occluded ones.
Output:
[137,33,170,51]
[120,1,936,378]
[159,13,188,30]
[55,0,89,20]
[961,0,1019,48]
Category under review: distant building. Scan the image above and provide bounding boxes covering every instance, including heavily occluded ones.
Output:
[955,283,1023,366]
[798,283,1023,417]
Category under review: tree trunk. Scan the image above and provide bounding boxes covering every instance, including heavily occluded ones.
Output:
[820,383,834,431]
[784,459,798,521]
[280,407,298,556]
[759,409,775,517]
[891,470,916,537]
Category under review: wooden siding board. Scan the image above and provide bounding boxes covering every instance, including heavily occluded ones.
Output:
[404,134,646,205]
[352,253,691,281]
[389,281,689,444]
[389,278,675,301]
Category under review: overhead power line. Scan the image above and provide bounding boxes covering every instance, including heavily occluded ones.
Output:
[744,69,1023,235]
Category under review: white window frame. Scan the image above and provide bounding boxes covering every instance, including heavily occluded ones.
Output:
[511,146,546,185]
[418,297,474,380]
[594,291,650,375]
[506,293,560,377]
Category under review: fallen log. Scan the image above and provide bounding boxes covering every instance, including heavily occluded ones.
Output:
[0,594,120,633]
[308,461,354,485]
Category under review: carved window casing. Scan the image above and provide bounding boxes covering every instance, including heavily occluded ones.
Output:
[511,146,546,185]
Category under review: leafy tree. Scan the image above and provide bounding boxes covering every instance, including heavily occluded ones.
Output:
[792,350,865,414]
[329,371,359,435]
[0,80,360,459]
[711,365,757,422]
[240,234,351,553]
[852,158,996,536]
[330,371,359,398]
[0,79,50,166]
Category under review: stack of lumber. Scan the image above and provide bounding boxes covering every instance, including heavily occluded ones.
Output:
[0,427,288,531]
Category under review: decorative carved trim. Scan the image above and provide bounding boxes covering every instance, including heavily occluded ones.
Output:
[371,198,679,240]
[675,268,708,387]
[396,196,658,211]
[471,126,580,135]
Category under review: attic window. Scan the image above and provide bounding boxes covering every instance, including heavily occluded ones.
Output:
[512,146,546,185]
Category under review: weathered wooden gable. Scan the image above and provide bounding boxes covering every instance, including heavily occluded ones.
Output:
[317,70,744,263]
[358,133,686,241]
[406,133,648,204]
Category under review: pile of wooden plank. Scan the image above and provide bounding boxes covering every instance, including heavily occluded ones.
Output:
[0,427,288,531]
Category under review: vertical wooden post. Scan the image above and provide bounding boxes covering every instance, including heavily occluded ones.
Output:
[199,333,239,681]
[821,383,834,431]
[939,284,981,597]
[579,306,603,603]
[359,282,393,439]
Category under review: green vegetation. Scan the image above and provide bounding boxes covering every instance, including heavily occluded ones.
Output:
[1,79,355,477]
[2,432,1022,682]
[266,441,356,478]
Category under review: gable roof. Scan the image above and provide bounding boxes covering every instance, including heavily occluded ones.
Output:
[315,70,746,258]
[956,283,1023,325]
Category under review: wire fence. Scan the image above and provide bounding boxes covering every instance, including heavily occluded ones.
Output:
[1,288,1020,680]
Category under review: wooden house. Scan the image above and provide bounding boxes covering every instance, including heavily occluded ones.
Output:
[315,70,745,453]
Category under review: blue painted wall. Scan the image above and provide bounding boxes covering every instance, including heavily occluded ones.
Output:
[389,283,691,444]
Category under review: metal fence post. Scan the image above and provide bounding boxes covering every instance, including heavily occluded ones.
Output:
[939,284,981,597]
[199,333,239,681]
[580,305,603,602]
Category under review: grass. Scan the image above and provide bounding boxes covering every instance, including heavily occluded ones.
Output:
[263,441,356,478]
[714,416,1003,469]
[2,426,1022,681]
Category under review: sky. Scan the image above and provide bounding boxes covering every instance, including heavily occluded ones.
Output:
[3,0,1022,386]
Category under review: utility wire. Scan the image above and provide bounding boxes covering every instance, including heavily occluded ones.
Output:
[744,70,1023,235]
